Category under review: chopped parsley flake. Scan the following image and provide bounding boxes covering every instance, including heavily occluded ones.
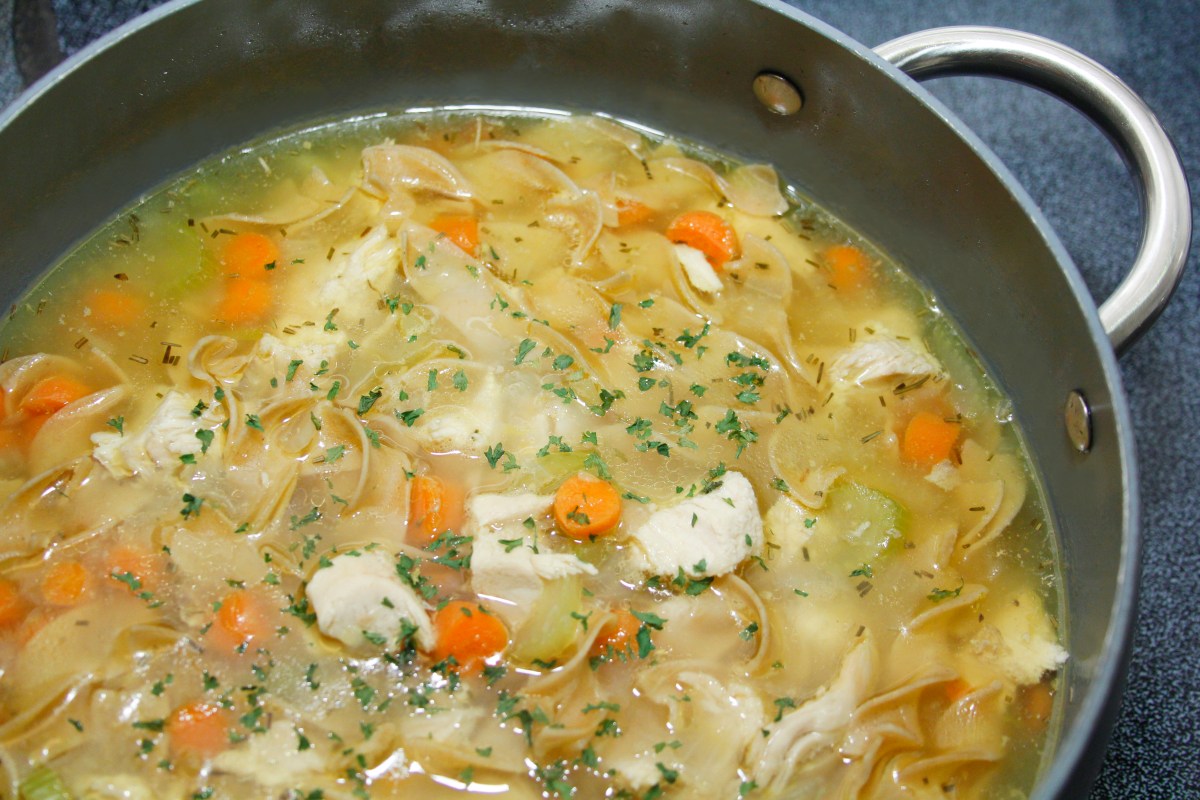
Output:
[484,442,506,469]
[636,625,655,658]
[583,452,612,480]
[773,696,797,721]
[928,581,965,603]
[395,408,425,427]
[608,303,623,329]
[632,610,666,629]
[515,338,537,365]
[676,323,709,348]
[180,493,203,520]
[715,408,758,456]
[290,507,321,530]
[357,388,382,415]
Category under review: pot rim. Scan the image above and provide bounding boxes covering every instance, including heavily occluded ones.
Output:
[0,1,1142,796]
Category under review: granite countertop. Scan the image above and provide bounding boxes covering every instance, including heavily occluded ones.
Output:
[2,1,1197,797]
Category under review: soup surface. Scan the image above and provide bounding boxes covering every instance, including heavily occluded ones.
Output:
[0,111,1064,799]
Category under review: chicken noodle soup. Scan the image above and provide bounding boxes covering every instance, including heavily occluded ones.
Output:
[0,111,1064,799]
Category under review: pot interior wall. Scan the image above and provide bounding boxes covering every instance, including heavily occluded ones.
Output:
[0,0,1132,794]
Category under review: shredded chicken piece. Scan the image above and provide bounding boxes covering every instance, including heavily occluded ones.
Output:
[92,390,214,478]
[307,551,434,651]
[629,470,763,578]
[970,589,1067,685]
[674,243,723,293]
[830,337,940,386]
[211,720,325,786]
[754,638,877,790]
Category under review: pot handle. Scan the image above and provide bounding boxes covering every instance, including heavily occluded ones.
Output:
[875,26,1190,354]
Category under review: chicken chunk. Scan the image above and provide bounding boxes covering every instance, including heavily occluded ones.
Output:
[970,588,1067,685]
[629,470,763,578]
[830,337,940,386]
[306,550,434,651]
[406,367,576,459]
[764,495,817,564]
[91,390,213,478]
[212,720,325,787]
[252,332,340,385]
[754,638,877,790]
[314,225,402,321]
[675,242,724,293]
[412,370,502,457]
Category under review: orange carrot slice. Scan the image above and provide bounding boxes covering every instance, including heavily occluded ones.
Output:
[222,232,280,276]
[0,579,27,628]
[42,561,90,607]
[944,677,973,703]
[666,211,740,269]
[825,244,872,291]
[408,475,464,545]
[86,288,145,328]
[216,277,273,325]
[19,414,51,444]
[553,473,622,540]
[431,600,508,671]
[588,608,640,659]
[105,546,162,594]
[167,701,233,758]
[616,198,655,227]
[901,412,961,466]
[430,215,480,254]
[209,590,269,652]
[19,376,91,416]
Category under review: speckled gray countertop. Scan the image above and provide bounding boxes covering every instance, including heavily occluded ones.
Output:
[3,1,1197,797]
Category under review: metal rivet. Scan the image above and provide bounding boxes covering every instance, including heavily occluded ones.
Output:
[1064,390,1092,453]
[753,71,803,115]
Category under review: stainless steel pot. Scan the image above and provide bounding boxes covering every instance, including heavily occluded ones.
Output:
[0,1,1189,796]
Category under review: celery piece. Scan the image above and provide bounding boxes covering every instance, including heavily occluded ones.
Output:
[818,480,907,571]
[511,575,584,664]
[19,765,72,800]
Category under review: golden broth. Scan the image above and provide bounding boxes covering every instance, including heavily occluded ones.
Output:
[0,111,1062,799]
